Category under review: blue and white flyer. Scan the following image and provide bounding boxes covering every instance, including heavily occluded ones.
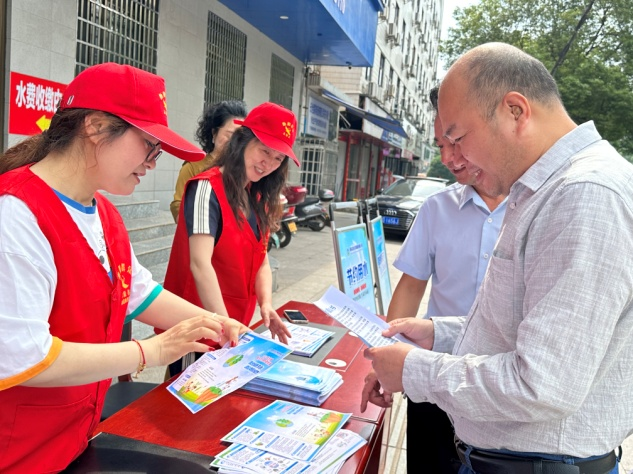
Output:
[260,323,334,357]
[167,332,291,414]
[222,400,351,462]
[212,429,366,473]
[314,285,422,349]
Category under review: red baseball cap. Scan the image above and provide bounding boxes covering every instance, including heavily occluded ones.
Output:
[59,63,205,162]
[234,102,300,166]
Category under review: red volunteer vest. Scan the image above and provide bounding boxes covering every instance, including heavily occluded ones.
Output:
[164,167,267,326]
[0,166,132,473]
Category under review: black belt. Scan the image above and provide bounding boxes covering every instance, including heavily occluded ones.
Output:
[455,440,617,474]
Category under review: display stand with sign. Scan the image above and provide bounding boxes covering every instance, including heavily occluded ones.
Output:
[362,198,392,315]
[328,200,393,315]
[329,200,377,313]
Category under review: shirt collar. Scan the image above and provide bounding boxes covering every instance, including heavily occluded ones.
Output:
[458,184,507,213]
[516,121,602,193]
[458,184,477,209]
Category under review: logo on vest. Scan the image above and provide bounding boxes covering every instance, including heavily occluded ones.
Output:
[116,263,132,305]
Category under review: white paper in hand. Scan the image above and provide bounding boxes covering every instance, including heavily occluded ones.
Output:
[314,286,420,349]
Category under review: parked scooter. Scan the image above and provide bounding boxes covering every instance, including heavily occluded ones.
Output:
[268,192,300,251]
[295,188,335,231]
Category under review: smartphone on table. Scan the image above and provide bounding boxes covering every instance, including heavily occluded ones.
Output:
[283,309,309,324]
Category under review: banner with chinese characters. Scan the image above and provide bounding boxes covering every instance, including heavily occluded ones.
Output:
[333,223,376,313]
[9,71,67,135]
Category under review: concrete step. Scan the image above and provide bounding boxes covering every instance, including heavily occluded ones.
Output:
[125,211,176,243]
[132,234,173,269]
[147,261,168,286]
[102,192,161,219]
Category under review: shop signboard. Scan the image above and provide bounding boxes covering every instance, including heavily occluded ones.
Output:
[9,71,66,135]
[307,95,334,140]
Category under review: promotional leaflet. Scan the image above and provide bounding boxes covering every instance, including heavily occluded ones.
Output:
[212,429,365,474]
[314,286,422,349]
[260,323,334,357]
[167,332,291,414]
[243,359,343,406]
[222,400,351,462]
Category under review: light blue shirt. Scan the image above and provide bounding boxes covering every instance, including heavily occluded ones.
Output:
[393,183,506,318]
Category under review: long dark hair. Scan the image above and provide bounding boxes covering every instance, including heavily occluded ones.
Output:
[195,101,247,154]
[0,109,130,175]
[213,127,288,233]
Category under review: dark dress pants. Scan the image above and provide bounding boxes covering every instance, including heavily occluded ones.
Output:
[407,400,461,473]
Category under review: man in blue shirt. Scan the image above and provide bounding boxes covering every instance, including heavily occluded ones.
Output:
[361,87,507,473]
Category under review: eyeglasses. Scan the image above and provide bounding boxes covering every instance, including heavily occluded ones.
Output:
[144,139,163,163]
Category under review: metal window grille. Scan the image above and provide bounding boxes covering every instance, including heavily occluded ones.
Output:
[269,54,294,109]
[299,137,338,196]
[76,0,159,76]
[205,11,246,105]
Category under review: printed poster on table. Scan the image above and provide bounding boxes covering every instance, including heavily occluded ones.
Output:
[333,223,377,313]
[167,332,291,414]
[212,428,366,473]
[222,400,351,462]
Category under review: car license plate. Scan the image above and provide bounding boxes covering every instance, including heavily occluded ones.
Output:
[287,222,297,232]
[383,216,399,225]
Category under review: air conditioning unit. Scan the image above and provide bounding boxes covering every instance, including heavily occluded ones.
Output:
[365,81,378,99]
[385,84,396,99]
[378,6,389,21]
[387,22,397,41]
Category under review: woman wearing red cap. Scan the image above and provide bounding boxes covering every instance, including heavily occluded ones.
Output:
[0,63,248,473]
[164,103,300,368]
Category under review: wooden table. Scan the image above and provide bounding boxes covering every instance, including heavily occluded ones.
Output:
[95,301,385,473]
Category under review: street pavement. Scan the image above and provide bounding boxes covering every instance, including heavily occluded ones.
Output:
[136,210,632,473]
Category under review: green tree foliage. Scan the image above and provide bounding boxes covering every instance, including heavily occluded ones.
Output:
[426,155,456,184]
[441,0,633,156]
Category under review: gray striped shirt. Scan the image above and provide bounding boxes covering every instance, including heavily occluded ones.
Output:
[403,122,633,457]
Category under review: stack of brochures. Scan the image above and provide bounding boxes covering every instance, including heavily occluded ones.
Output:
[242,359,343,406]
[260,323,334,357]
[211,400,366,474]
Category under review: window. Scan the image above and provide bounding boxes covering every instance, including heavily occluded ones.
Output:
[204,11,247,105]
[76,0,160,76]
[402,21,406,52]
[270,54,294,110]
[378,54,386,87]
[365,66,372,81]
[394,4,400,26]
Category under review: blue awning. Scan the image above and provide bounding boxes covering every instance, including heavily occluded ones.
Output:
[321,90,409,139]
[218,0,381,67]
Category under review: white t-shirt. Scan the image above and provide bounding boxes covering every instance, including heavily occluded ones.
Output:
[0,193,159,380]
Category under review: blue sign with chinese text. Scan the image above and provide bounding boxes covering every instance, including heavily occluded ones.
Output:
[334,224,377,313]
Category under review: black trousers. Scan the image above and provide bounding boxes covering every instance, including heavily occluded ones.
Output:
[407,400,461,473]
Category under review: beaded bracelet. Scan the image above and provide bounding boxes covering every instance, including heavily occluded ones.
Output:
[131,338,146,378]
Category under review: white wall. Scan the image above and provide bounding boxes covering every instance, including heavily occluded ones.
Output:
[5,0,305,209]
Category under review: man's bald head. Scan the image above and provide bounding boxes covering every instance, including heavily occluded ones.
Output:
[443,43,563,121]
